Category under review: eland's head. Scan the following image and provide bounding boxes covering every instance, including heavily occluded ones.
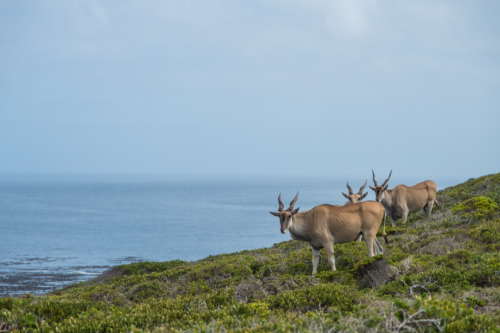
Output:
[269,192,300,234]
[342,180,368,204]
[369,170,392,202]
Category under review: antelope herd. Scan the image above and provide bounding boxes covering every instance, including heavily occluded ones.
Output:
[270,171,439,274]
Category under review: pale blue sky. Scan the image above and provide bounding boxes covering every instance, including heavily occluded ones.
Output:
[0,1,499,178]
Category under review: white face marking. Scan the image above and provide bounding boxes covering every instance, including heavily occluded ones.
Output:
[280,214,294,233]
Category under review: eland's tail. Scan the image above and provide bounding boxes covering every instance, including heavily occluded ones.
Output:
[435,199,441,209]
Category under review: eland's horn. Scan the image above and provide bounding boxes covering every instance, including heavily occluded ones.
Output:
[381,170,392,187]
[372,170,378,186]
[288,191,299,210]
[358,180,367,195]
[346,182,354,195]
[278,193,284,211]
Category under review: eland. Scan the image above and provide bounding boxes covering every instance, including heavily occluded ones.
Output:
[270,192,386,274]
[342,180,368,205]
[370,170,440,228]
[342,180,368,242]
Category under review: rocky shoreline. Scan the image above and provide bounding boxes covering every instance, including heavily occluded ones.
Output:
[0,263,109,297]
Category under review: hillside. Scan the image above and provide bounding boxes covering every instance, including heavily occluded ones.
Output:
[1,173,500,332]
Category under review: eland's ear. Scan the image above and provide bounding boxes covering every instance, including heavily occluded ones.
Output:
[383,184,389,191]
[270,212,280,217]
[360,192,368,200]
[292,207,300,215]
[342,192,350,199]
[369,186,376,191]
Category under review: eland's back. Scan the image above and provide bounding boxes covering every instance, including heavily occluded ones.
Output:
[393,180,437,213]
[299,202,384,245]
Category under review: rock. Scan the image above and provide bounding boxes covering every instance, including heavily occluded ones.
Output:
[354,255,390,288]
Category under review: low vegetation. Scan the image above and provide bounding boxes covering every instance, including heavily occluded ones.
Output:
[1,173,500,332]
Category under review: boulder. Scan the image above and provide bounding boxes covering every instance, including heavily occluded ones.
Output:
[354,255,390,288]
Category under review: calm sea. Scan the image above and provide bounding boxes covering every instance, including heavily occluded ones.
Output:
[0,174,462,296]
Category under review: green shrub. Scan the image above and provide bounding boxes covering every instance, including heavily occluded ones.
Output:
[129,281,165,302]
[377,280,408,297]
[486,186,500,205]
[315,270,354,285]
[446,249,473,262]
[388,248,410,264]
[470,219,500,244]
[205,288,237,309]
[480,227,500,244]
[422,298,500,333]
[376,225,403,236]
[464,266,496,287]
[435,249,473,269]
[266,283,359,313]
[448,188,473,201]
[485,244,500,252]
[466,295,486,307]
[417,267,470,291]
[119,260,187,276]
[452,196,499,221]
[0,297,13,311]
[334,242,370,271]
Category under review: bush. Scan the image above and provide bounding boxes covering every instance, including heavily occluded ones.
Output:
[422,298,500,333]
[129,281,165,302]
[417,267,470,291]
[119,260,187,276]
[0,297,13,311]
[486,186,500,205]
[266,283,359,313]
[452,196,499,221]
[388,248,410,265]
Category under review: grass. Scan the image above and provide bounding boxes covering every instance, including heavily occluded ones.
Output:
[1,173,500,332]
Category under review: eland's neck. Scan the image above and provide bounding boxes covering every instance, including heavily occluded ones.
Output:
[380,189,393,208]
[289,212,308,239]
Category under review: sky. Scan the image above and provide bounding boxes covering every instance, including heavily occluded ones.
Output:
[0,0,499,179]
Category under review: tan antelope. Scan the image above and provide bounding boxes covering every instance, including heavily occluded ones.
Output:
[342,180,368,205]
[269,192,386,274]
[342,180,368,242]
[370,170,440,228]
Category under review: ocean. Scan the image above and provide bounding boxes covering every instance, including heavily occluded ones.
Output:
[0,174,462,296]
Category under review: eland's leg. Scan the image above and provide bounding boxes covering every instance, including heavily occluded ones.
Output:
[426,200,434,216]
[364,234,375,257]
[374,238,384,254]
[401,208,409,224]
[391,216,398,228]
[356,234,363,242]
[324,243,336,271]
[312,247,321,274]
